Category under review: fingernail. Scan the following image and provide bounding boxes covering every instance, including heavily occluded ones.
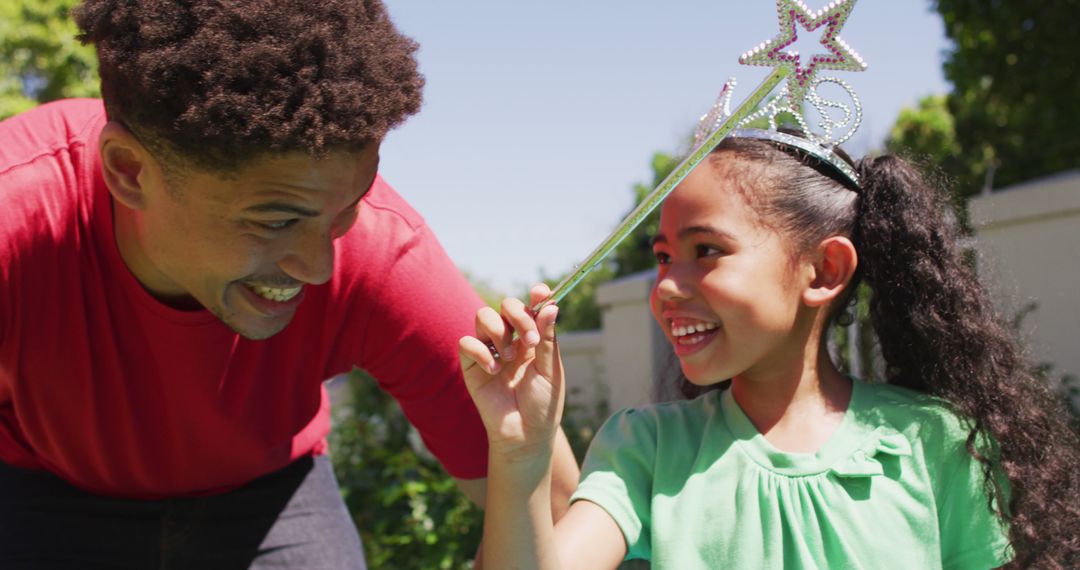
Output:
[502,346,515,360]
[524,331,540,346]
[488,362,500,374]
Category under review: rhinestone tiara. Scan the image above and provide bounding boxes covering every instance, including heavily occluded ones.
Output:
[692,0,868,186]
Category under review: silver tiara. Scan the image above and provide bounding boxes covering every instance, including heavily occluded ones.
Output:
[692,0,868,186]
[534,0,870,312]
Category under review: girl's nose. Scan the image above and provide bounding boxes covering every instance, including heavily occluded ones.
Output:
[654,263,695,302]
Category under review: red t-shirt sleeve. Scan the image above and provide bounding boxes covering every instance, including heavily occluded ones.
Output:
[334,180,489,480]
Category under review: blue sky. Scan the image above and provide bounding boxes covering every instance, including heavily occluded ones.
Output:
[378,1,952,294]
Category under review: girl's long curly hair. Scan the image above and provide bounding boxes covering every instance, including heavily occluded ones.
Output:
[669,136,1080,567]
[72,0,423,171]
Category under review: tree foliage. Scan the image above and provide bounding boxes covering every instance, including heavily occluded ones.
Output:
[330,371,483,569]
[889,0,1079,197]
[0,0,99,120]
[939,0,1079,191]
[886,95,961,178]
[329,368,617,568]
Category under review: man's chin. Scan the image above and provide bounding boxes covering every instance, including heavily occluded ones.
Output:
[210,307,293,341]
[230,317,292,340]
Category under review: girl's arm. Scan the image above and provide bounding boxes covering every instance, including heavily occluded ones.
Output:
[459,284,627,569]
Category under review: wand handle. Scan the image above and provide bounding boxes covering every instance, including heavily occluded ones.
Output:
[533,67,788,313]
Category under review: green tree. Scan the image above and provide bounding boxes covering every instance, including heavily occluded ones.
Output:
[886,95,962,177]
[890,1,1079,197]
[0,0,99,120]
[330,370,483,570]
[609,152,678,277]
[939,0,1079,191]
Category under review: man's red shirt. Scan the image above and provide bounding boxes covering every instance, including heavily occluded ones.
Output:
[0,99,488,497]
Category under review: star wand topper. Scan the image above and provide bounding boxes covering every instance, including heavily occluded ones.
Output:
[533,0,868,313]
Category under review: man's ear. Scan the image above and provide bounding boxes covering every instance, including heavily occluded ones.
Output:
[99,121,153,210]
[802,236,858,308]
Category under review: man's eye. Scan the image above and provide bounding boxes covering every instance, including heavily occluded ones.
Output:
[255,219,299,230]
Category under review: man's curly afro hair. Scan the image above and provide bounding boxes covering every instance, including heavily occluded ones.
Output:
[73,0,423,171]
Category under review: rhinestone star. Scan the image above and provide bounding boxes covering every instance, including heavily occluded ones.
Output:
[739,0,867,108]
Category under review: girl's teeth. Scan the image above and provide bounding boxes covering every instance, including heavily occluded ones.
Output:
[251,285,302,302]
[671,321,718,337]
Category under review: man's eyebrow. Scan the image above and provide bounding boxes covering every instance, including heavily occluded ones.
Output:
[244,203,320,217]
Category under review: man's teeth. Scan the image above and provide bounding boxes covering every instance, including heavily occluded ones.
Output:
[671,321,719,337]
[251,285,302,302]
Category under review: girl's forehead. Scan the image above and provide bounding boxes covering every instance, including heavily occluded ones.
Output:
[666,164,756,213]
[658,160,775,236]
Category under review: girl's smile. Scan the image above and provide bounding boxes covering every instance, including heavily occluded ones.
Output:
[649,156,810,386]
[665,316,721,356]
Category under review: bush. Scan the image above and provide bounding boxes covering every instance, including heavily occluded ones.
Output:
[329,370,483,569]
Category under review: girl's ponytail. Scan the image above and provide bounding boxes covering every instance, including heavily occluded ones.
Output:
[853,155,997,395]
[854,155,1080,567]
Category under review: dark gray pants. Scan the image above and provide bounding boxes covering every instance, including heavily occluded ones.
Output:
[0,456,366,569]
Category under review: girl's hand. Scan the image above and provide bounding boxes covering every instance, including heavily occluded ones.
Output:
[459,283,563,464]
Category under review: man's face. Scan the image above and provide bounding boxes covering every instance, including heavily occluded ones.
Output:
[115,144,380,340]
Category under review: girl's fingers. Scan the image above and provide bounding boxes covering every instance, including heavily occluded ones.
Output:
[474,306,511,362]
[500,297,539,357]
[532,303,561,382]
[458,335,501,383]
[528,283,553,311]
[471,287,553,370]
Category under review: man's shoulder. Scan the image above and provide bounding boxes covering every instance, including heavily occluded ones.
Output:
[0,100,105,269]
[336,175,434,266]
[323,176,421,298]
[0,99,106,173]
[356,175,426,231]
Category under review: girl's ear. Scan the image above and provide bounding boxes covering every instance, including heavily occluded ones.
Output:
[802,236,858,307]
[99,121,152,210]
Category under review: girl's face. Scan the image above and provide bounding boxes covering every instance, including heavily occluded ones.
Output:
[649,157,811,385]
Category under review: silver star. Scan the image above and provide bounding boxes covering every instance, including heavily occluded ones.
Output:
[739,0,867,108]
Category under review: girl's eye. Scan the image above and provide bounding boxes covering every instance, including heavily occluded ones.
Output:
[254,219,299,231]
[653,250,671,265]
[695,244,724,258]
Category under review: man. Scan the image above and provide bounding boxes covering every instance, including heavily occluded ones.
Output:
[0,1,579,568]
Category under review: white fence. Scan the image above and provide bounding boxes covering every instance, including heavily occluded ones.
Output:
[970,170,1080,388]
[560,271,676,419]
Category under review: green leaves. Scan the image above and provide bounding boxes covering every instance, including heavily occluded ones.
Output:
[902,0,1080,196]
[0,0,99,120]
[329,370,483,569]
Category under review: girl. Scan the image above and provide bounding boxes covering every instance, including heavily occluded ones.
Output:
[458,134,1080,569]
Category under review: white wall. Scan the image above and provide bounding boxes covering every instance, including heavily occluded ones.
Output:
[969,170,1080,384]
[560,271,677,416]
[557,329,606,423]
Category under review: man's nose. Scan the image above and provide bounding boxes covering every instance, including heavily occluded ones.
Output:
[278,227,335,285]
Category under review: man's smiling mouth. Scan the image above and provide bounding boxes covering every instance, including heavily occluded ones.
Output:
[247,284,303,302]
